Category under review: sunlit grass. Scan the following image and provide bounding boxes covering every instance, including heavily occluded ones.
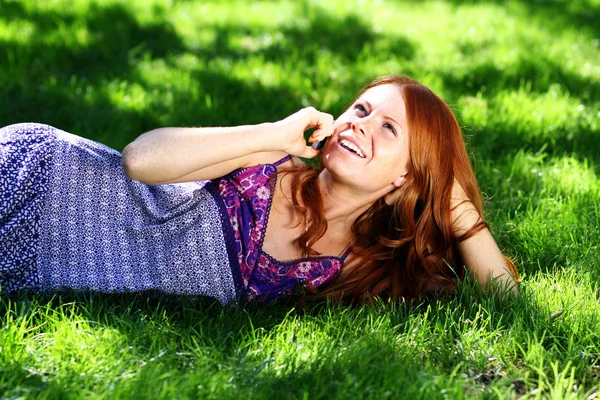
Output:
[1,0,599,398]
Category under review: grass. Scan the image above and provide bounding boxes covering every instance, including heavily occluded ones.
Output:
[1,0,599,398]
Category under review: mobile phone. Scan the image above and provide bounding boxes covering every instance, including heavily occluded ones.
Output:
[311,137,328,150]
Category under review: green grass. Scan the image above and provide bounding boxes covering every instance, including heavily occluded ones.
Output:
[1,0,599,398]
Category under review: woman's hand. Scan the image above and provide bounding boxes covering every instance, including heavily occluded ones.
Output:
[273,107,334,158]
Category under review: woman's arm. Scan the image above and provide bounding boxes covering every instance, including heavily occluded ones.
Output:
[121,107,334,185]
[456,226,517,291]
[451,182,518,291]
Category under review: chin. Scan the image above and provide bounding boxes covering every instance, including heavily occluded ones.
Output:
[322,153,365,185]
[323,144,362,168]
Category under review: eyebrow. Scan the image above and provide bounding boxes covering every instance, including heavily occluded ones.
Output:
[362,100,404,131]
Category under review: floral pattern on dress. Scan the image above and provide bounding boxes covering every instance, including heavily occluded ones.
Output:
[216,157,346,301]
[217,163,276,287]
[246,251,342,302]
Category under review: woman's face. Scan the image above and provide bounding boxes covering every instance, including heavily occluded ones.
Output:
[323,83,410,196]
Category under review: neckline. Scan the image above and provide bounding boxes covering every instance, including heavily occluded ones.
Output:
[259,248,347,267]
[256,161,351,267]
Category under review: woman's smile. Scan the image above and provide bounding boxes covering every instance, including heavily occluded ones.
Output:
[335,135,367,159]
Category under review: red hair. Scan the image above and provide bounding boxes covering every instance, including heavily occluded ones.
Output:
[281,76,517,303]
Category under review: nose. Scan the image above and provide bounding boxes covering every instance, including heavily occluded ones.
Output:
[351,119,367,137]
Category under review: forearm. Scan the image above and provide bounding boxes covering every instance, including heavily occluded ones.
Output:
[458,228,517,291]
[121,123,280,184]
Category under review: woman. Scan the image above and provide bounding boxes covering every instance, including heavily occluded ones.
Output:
[0,76,517,305]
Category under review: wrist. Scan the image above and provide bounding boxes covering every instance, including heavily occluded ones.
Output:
[254,121,286,152]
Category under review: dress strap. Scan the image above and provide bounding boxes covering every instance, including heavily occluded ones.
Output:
[272,154,292,167]
[339,247,352,262]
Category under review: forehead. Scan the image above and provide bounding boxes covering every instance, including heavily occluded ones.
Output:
[357,84,407,126]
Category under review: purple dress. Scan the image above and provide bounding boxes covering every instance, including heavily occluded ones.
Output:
[0,123,346,304]
[217,157,348,302]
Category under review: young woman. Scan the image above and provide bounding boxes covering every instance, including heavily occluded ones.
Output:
[0,76,517,305]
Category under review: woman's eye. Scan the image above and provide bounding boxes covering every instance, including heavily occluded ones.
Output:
[354,104,367,114]
[384,123,396,135]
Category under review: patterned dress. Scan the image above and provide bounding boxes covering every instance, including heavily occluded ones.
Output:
[0,123,347,304]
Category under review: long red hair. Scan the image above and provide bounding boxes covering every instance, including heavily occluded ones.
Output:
[281,76,516,303]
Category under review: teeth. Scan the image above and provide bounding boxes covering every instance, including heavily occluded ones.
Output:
[340,139,365,158]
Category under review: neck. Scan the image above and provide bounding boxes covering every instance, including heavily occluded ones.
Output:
[317,169,388,236]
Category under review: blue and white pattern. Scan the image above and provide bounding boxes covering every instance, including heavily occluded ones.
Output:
[0,123,238,305]
[0,123,54,292]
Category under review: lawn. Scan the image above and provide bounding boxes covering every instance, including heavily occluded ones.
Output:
[1,0,599,398]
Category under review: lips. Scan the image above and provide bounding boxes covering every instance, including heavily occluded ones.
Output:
[337,134,368,159]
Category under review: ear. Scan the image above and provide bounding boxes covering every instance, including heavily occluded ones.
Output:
[384,173,408,206]
[392,173,407,188]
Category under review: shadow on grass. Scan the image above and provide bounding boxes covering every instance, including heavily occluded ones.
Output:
[0,1,185,148]
[438,49,599,162]
[439,55,599,102]
[192,9,415,66]
[442,0,600,37]
[430,1,600,162]
[0,1,184,79]
[4,284,591,397]
[0,1,415,150]
[468,115,600,163]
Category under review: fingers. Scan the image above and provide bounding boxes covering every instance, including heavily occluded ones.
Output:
[302,107,334,142]
[299,145,321,159]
